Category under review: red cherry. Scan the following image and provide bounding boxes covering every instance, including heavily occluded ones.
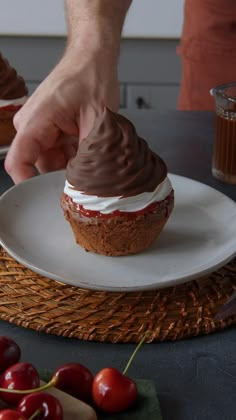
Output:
[0,337,21,373]
[52,363,93,403]
[0,410,26,420]
[0,362,40,405]
[92,367,137,414]
[18,392,63,420]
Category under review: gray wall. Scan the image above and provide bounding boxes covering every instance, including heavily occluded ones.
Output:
[0,36,181,110]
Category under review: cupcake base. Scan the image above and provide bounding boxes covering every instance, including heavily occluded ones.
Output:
[61,191,174,256]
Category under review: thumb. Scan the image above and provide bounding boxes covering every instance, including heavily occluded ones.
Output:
[78,106,99,142]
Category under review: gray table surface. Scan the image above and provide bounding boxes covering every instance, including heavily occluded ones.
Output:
[0,111,235,420]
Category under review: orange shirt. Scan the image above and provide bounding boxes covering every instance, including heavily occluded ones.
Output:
[178,0,236,110]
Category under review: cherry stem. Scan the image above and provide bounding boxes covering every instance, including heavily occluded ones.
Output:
[29,409,42,420]
[123,331,150,375]
[0,377,58,395]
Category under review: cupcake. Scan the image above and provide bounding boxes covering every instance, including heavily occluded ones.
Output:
[61,108,174,256]
[0,53,28,146]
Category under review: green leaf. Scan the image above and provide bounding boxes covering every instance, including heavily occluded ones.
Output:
[40,372,162,420]
[40,370,52,383]
[97,379,163,420]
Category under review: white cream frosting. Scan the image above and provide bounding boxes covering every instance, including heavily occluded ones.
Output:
[64,176,172,214]
[0,96,27,108]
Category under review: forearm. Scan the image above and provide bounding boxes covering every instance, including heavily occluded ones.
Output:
[65,0,132,54]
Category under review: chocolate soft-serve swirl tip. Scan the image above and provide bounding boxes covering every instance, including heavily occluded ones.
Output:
[66,107,167,197]
[0,52,28,100]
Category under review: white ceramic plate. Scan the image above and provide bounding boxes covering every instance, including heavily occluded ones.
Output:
[0,146,9,160]
[0,171,235,291]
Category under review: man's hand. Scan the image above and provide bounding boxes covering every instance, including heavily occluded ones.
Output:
[5,47,119,183]
[5,0,132,184]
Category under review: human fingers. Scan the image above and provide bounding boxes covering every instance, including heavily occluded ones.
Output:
[5,121,59,184]
[5,131,41,184]
[35,135,78,174]
[78,106,100,142]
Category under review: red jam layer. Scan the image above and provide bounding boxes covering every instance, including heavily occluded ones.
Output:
[64,190,174,219]
[0,104,22,112]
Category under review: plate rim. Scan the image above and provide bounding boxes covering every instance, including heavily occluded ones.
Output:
[0,170,236,292]
[1,240,235,292]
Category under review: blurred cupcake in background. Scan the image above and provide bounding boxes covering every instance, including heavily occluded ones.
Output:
[0,52,28,146]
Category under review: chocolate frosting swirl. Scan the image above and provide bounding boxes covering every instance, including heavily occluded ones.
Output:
[0,53,28,99]
[66,108,167,197]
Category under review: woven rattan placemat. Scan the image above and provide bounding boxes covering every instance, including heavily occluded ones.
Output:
[0,246,235,343]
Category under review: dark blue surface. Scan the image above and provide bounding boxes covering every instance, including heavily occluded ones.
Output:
[0,111,235,420]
